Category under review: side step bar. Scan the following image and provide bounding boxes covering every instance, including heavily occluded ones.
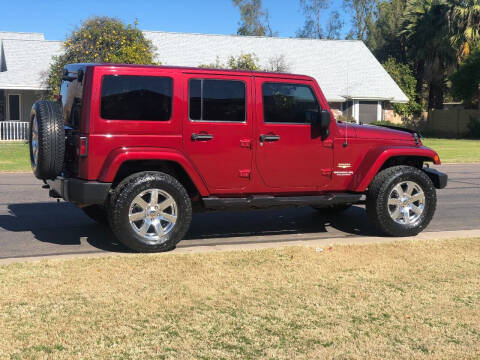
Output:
[202,193,362,210]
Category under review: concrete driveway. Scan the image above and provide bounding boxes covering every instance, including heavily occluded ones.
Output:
[0,164,479,261]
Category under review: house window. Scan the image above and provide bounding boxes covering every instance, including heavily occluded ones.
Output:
[0,90,5,121]
[8,94,20,121]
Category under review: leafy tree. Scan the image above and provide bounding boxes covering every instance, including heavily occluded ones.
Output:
[265,54,291,72]
[227,53,261,70]
[296,0,329,38]
[47,17,156,96]
[233,0,276,36]
[401,0,454,109]
[448,0,480,61]
[382,57,421,117]
[451,48,480,107]
[199,53,261,71]
[366,0,408,63]
[325,10,344,39]
[343,0,378,41]
[197,56,225,69]
[199,53,289,72]
[296,0,343,39]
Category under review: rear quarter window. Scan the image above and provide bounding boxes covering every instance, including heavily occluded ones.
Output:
[101,75,173,121]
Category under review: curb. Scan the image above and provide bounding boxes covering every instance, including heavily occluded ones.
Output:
[1,229,479,265]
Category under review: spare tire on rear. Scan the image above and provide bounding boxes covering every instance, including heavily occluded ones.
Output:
[29,100,65,180]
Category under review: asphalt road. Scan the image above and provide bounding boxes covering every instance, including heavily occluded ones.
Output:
[0,163,479,260]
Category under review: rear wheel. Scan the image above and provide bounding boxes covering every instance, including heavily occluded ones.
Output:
[29,101,65,180]
[109,172,192,252]
[366,166,436,237]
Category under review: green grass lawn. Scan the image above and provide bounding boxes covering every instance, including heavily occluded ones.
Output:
[0,142,30,172]
[422,138,480,163]
[0,238,479,359]
[0,138,478,173]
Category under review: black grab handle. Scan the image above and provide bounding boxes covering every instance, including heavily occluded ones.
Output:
[191,133,214,141]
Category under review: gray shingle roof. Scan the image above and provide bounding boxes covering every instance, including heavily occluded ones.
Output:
[144,31,408,103]
[0,31,45,41]
[0,30,408,103]
[0,38,62,90]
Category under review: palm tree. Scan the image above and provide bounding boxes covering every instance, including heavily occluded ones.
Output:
[402,0,455,109]
[448,0,480,61]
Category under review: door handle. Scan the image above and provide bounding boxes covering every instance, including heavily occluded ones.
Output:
[191,133,213,141]
[260,134,280,142]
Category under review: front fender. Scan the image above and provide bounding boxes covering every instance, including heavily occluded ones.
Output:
[98,147,210,196]
[347,146,441,192]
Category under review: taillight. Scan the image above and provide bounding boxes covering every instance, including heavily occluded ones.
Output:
[79,136,88,157]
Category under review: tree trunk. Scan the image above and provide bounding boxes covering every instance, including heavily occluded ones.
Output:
[414,61,424,106]
[428,82,444,110]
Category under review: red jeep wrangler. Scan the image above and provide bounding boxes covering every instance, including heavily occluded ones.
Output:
[29,64,447,252]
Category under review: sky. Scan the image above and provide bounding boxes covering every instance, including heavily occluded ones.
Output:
[0,0,349,40]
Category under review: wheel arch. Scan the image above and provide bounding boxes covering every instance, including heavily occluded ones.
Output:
[348,147,441,192]
[99,147,210,197]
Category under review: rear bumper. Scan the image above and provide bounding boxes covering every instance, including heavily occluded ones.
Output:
[47,177,111,204]
[423,167,448,189]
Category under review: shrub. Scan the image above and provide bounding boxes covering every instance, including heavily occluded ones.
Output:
[336,115,356,123]
[382,58,422,117]
[451,49,480,107]
[47,16,157,97]
[467,116,480,139]
[370,120,406,128]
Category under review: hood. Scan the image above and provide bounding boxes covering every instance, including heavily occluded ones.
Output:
[349,123,414,141]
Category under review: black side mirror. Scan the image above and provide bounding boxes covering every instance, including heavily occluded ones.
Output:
[318,110,331,131]
[307,109,331,133]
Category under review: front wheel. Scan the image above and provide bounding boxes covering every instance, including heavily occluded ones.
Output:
[109,171,192,252]
[366,166,436,237]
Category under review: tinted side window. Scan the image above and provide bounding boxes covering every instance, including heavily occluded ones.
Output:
[189,79,245,122]
[101,75,172,121]
[262,83,319,124]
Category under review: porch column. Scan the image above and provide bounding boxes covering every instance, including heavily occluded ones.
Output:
[377,101,382,121]
[353,100,360,123]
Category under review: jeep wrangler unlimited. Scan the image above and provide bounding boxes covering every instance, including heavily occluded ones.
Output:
[29,64,447,252]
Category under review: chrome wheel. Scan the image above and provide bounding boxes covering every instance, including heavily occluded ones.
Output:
[31,116,39,167]
[387,181,425,226]
[128,189,178,243]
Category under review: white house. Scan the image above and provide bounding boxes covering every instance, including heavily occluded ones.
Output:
[145,31,408,123]
[0,30,408,140]
[0,32,62,139]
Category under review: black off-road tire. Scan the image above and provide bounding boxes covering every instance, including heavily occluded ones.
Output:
[366,165,436,237]
[312,203,353,213]
[29,101,65,180]
[81,205,108,225]
[109,171,192,252]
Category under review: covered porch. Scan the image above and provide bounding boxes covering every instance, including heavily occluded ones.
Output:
[0,89,45,141]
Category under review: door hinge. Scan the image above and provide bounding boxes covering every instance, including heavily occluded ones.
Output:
[321,168,333,176]
[238,169,251,178]
[240,139,252,148]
